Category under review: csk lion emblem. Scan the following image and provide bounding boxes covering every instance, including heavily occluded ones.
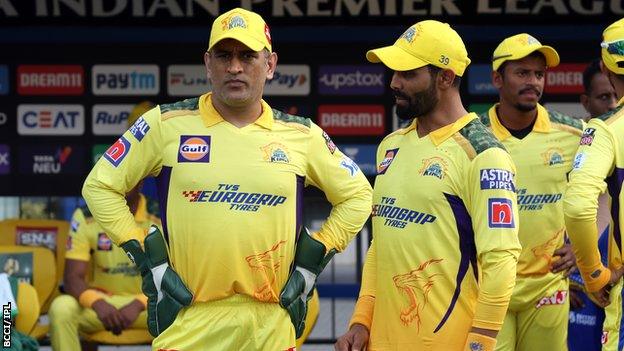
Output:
[393,258,443,330]
[245,240,287,302]
[532,228,564,268]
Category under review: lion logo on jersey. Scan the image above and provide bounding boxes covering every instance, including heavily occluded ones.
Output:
[245,240,287,302]
[531,228,564,268]
[393,258,443,330]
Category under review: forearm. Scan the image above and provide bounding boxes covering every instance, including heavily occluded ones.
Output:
[314,185,372,251]
[472,250,517,331]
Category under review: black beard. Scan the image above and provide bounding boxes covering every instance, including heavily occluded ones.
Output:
[514,102,537,112]
[395,82,438,120]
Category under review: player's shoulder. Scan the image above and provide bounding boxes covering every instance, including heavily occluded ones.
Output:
[380,120,415,144]
[457,117,505,157]
[594,104,624,126]
[547,109,584,135]
[272,109,311,133]
[77,205,92,219]
[159,97,201,121]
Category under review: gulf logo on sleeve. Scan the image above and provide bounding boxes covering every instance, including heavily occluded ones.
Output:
[178,135,210,163]
[104,136,131,167]
[377,148,399,175]
[488,198,515,228]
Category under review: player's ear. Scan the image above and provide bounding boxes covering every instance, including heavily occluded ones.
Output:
[204,51,212,79]
[492,70,504,89]
[580,93,589,110]
[266,51,278,80]
[438,69,455,90]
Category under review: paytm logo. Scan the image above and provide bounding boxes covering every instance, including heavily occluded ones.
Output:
[18,104,85,136]
[92,104,134,136]
[92,65,159,95]
[265,65,310,96]
[0,65,8,95]
[468,64,497,95]
[318,65,384,95]
[167,65,211,96]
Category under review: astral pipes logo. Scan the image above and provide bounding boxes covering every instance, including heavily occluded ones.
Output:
[318,65,384,95]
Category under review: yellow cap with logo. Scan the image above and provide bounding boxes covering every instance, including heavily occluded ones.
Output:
[366,20,470,76]
[602,18,624,75]
[208,8,272,52]
[491,33,559,71]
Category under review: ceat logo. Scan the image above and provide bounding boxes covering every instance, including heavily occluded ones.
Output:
[18,104,85,136]
[178,136,211,163]
[535,290,567,308]
[488,198,515,228]
[104,136,131,167]
[377,148,399,175]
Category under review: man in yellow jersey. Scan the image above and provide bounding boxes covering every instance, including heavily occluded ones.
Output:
[48,103,160,351]
[581,59,618,122]
[335,20,521,351]
[478,33,583,351]
[565,18,624,351]
[82,7,372,351]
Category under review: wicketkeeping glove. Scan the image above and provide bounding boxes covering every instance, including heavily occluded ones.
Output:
[121,225,193,337]
[279,227,336,338]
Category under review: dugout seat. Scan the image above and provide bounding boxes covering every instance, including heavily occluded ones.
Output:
[0,245,56,339]
[0,219,69,312]
[15,282,40,335]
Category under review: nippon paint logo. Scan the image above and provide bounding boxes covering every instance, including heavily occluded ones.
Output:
[17,65,84,95]
[265,65,310,96]
[92,104,134,136]
[318,65,384,95]
[317,105,385,135]
[17,104,85,136]
[92,65,159,95]
[167,65,211,96]
[545,64,585,94]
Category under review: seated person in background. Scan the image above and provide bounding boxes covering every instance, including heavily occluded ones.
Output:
[49,102,160,351]
[48,180,160,351]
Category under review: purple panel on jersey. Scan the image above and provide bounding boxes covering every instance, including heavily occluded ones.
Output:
[156,166,172,244]
[296,175,304,240]
[607,167,624,253]
[435,193,477,333]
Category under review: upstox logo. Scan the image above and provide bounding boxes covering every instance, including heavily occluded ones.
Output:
[318,65,384,95]
[17,104,84,136]
[92,65,159,95]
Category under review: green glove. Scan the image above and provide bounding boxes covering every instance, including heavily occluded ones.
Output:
[279,227,336,338]
[121,225,193,337]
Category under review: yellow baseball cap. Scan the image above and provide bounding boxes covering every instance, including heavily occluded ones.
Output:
[601,18,624,75]
[366,20,471,76]
[491,33,559,71]
[208,8,272,52]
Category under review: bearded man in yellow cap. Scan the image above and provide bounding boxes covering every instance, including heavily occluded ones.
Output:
[336,20,520,351]
[476,34,584,351]
[565,18,624,351]
[82,7,372,351]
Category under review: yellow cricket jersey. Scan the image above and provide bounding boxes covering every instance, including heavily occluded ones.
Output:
[355,113,521,350]
[65,194,160,295]
[481,104,584,277]
[82,93,372,304]
[564,97,624,292]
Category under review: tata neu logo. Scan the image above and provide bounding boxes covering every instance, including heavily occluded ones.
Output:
[18,145,85,175]
[167,65,211,96]
[92,104,134,136]
[92,65,159,95]
[17,104,85,136]
[265,65,310,96]
[318,105,385,136]
[17,65,84,95]
[318,65,384,95]
[545,64,585,94]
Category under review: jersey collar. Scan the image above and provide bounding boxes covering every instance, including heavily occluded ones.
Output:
[428,113,479,146]
[200,93,274,130]
[487,103,550,140]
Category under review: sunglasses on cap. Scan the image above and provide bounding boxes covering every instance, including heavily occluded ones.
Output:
[602,40,624,56]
